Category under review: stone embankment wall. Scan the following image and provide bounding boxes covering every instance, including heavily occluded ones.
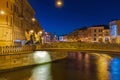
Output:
[0,46,67,71]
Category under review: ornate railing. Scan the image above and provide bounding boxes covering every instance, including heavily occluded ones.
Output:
[36,42,120,52]
[0,42,120,54]
[0,46,33,54]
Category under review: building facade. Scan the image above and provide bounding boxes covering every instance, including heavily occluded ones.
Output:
[88,25,110,43]
[109,20,120,43]
[0,0,42,46]
[43,32,53,43]
[66,25,110,43]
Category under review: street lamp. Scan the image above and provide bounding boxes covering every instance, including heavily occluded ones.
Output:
[39,31,42,34]
[0,10,5,15]
[32,18,36,22]
[30,30,34,34]
[55,0,63,8]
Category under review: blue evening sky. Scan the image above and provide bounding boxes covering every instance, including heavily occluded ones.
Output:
[29,0,120,35]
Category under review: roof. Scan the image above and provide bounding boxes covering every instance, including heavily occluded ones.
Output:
[88,25,109,29]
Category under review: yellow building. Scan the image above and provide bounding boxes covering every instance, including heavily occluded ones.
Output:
[0,0,42,46]
[66,25,110,43]
[88,25,110,43]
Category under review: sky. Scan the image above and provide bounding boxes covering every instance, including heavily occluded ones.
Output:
[28,0,120,35]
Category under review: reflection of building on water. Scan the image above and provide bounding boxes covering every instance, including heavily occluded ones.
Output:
[110,58,120,80]
[110,58,120,73]
[68,52,113,80]
[68,52,86,60]
[67,52,90,73]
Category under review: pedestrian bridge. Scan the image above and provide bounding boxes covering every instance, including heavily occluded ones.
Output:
[36,42,120,53]
[0,42,120,54]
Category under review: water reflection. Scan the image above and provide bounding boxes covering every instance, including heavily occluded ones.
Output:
[110,58,120,80]
[0,52,120,80]
[67,52,112,80]
[0,64,52,80]
[96,54,110,80]
[33,51,52,64]
[0,67,32,80]
[30,64,52,80]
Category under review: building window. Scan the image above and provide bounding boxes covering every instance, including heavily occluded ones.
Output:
[94,34,96,36]
[99,29,101,32]
[99,34,102,36]
[94,29,96,32]
[6,16,8,24]
[99,29,102,32]
[10,17,12,26]
[106,31,108,34]
[94,38,96,41]
[6,1,8,8]
[11,5,12,11]
[105,34,109,36]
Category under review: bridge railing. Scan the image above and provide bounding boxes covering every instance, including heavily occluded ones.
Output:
[0,46,33,54]
[36,42,120,52]
[0,42,119,54]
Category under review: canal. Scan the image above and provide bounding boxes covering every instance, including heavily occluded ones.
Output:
[0,51,120,80]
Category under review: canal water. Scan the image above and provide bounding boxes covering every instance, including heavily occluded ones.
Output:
[0,52,120,80]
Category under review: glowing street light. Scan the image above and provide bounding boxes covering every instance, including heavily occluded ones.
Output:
[39,31,42,34]
[55,0,63,8]
[0,10,5,15]
[32,18,36,22]
[57,1,62,5]
[30,30,34,33]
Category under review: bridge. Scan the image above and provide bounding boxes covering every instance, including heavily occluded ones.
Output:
[36,42,120,53]
[0,42,120,71]
[0,42,120,54]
